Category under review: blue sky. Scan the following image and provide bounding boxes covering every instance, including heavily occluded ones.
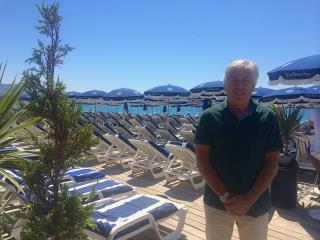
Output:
[1,0,319,93]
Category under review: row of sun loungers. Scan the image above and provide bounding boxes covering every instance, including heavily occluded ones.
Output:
[82,111,318,173]
[1,167,188,240]
[93,132,204,190]
[79,112,205,190]
[81,112,197,144]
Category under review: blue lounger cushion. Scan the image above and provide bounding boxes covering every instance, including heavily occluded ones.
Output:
[0,145,16,153]
[1,169,24,185]
[90,195,178,238]
[148,141,171,158]
[68,179,133,198]
[145,126,157,138]
[116,135,137,151]
[66,168,106,182]
[167,141,195,153]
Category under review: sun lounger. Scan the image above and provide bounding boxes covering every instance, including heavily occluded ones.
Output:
[179,130,195,143]
[156,128,180,142]
[102,134,138,168]
[129,118,144,127]
[165,142,205,190]
[180,123,196,132]
[92,137,111,159]
[113,124,135,138]
[64,178,136,201]
[179,117,192,125]
[134,126,158,141]
[1,168,134,203]
[129,139,173,179]
[292,135,315,170]
[62,167,107,184]
[144,120,159,132]
[85,194,187,240]
[1,171,138,239]
[159,122,178,134]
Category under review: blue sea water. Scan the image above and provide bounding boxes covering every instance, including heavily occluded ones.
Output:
[80,103,311,122]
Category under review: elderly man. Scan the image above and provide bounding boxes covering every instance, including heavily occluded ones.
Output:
[195,60,282,240]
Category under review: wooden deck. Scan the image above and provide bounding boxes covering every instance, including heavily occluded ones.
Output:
[85,159,320,240]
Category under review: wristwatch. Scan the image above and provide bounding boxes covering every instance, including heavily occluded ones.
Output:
[219,192,229,203]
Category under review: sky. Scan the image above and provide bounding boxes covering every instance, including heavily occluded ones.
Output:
[1,0,319,93]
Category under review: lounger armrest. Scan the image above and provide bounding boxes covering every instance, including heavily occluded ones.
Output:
[83,197,114,207]
[59,181,76,188]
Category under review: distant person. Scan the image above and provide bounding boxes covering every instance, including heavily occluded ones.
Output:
[195,60,282,240]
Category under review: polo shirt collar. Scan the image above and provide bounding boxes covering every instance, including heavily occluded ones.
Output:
[222,98,257,121]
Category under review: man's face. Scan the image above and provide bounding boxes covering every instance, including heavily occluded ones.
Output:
[224,68,256,106]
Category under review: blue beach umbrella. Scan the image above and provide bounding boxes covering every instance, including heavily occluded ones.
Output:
[67,91,82,98]
[0,83,30,100]
[307,84,320,92]
[251,87,275,100]
[259,86,320,106]
[190,81,225,99]
[78,90,107,105]
[268,55,320,85]
[144,84,190,101]
[104,88,143,103]
[79,90,107,99]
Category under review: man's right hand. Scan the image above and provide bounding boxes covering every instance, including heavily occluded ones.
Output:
[224,194,252,216]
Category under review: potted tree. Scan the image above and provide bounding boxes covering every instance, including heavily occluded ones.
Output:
[271,105,305,165]
[270,104,305,209]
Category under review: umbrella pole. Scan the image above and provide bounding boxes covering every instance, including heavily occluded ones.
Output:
[95,99,97,125]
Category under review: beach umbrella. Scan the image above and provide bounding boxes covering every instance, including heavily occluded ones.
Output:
[144,84,190,101]
[307,84,320,92]
[0,84,13,97]
[78,90,107,101]
[67,91,82,98]
[0,83,30,101]
[190,81,225,99]
[268,56,320,178]
[259,87,320,106]
[104,88,143,104]
[268,55,320,85]
[78,90,107,112]
[251,87,275,100]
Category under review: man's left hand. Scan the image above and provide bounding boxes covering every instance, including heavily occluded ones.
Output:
[224,194,252,216]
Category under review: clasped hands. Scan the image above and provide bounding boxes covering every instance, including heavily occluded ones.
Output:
[224,194,253,217]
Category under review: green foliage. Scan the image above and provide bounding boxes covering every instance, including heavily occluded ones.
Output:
[20,190,95,240]
[271,105,304,153]
[0,62,40,235]
[20,2,98,239]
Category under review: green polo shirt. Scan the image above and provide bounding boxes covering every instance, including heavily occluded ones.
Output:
[195,99,282,217]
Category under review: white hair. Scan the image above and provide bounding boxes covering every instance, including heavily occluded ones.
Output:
[224,59,259,84]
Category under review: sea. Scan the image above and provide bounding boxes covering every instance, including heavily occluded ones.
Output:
[81,103,311,123]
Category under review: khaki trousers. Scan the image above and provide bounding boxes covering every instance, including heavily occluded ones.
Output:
[204,203,269,240]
